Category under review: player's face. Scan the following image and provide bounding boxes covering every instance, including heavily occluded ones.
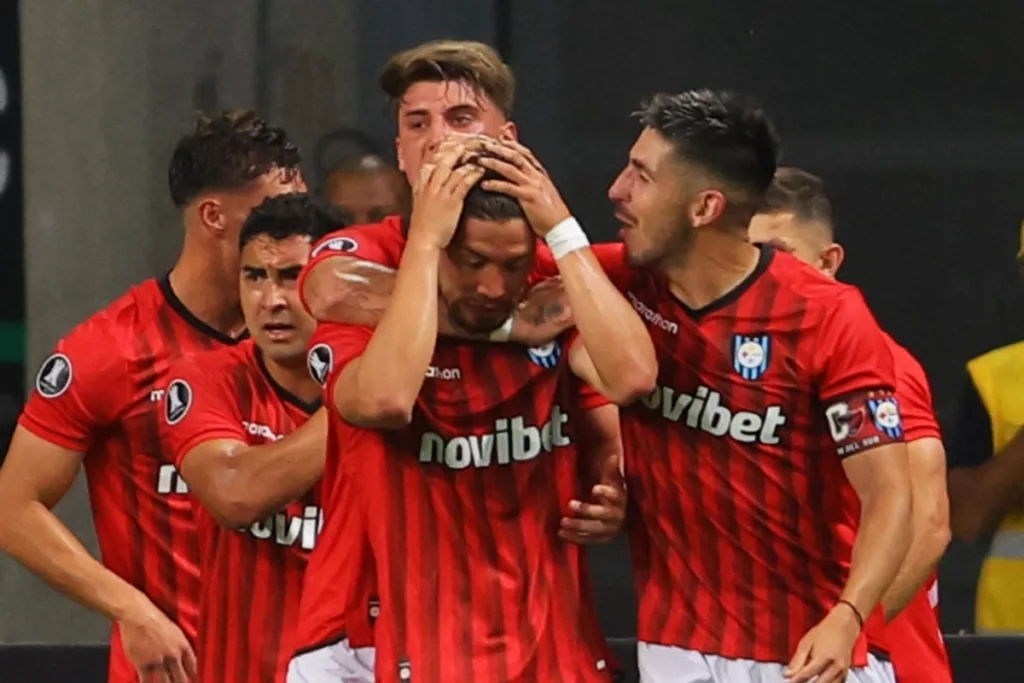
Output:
[440,217,535,335]
[608,128,695,267]
[395,80,516,184]
[239,234,316,364]
[325,171,408,224]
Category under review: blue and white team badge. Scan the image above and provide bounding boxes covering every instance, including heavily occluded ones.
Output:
[527,340,562,369]
[732,334,771,381]
[868,396,903,439]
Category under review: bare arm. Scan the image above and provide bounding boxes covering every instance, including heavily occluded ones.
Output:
[548,247,656,404]
[880,436,951,620]
[479,140,657,403]
[333,143,483,428]
[949,452,1024,542]
[559,402,627,544]
[839,443,913,621]
[178,409,326,528]
[332,243,441,429]
[946,377,1024,542]
[0,427,156,621]
[302,254,572,345]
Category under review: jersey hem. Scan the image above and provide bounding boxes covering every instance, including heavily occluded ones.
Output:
[173,431,247,470]
[17,416,89,453]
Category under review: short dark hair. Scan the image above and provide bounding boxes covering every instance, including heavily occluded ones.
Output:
[635,89,781,205]
[380,40,515,117]
[168,110,301,208]
[762,167,834,237]
[458,152,527,225]
[239,193,348,250]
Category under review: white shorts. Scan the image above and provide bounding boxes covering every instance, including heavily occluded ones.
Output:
[286,638,376,683]
[637,642,896,683]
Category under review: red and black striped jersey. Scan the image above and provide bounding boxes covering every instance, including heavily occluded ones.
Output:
[538,243,904,665]
[298,220,616,683]
[162,339,322,683]
[18,275,243,683]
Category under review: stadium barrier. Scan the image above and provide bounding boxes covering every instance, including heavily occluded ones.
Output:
[0,635,1022,682]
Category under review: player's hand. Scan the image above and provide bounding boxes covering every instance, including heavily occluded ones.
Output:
[510,277,573,346]
[119,600,197,683]
[784,603,862,683]
[560,454,626,545]
[408,138,486,250]
[477,139,572,237]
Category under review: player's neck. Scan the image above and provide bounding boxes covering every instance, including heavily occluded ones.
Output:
[169,243,245,338]
[262,354,321,406]
[661,229,761,311]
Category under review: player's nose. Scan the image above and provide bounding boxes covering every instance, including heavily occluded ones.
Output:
[608,169,630,202]
[475,268,508,300]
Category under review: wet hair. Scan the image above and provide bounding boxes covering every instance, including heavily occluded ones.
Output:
[168,110,301,207]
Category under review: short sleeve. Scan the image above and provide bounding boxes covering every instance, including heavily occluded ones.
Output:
[161,354,246,470]
[306,322,375,403]
[531,241,633,292]
[298,220,404,316]
[18,318,132,453]
[814,287,905,458]
[815,287,897,401]
[892,345,942,443]
[947,372,994,470]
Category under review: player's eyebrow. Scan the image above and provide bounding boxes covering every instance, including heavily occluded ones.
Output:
[277,265,303,279]
[444,104,479,117]
[241,265,266,277]
[630,157,655,176]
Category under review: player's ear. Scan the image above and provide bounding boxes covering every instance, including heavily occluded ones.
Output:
[819,242,845,278]
[498,121,518,142]
[394,136,405,173]
[196,196,226,237]
[690,189,727,229]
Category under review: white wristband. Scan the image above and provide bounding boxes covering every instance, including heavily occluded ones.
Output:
[489,316,514,342]
[545,216,590,261]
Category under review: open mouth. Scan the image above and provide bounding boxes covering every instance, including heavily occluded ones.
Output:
[263,323,295,339]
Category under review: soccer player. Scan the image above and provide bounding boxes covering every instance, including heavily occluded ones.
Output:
[0,111,304,683]
[161,193,343,683]
[478,91,912,683]
[322,152,410,224]
[299,136,652,683]
[748,167,953,683]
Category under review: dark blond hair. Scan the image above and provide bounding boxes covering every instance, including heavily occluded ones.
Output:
[380,40,515,117]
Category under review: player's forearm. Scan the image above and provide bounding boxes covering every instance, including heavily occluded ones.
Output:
[194,415,327,528]
[840,483,912,619]
[0,500,152,622]
[880,517,950,620]
[340,241,440,425]
[556,248,657,404]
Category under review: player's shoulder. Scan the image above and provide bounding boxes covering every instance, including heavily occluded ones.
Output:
[884,333,930,387]
[172,337,253,379]
[768,249,869,312]
[55,278,164,352]
[310,215,406,260]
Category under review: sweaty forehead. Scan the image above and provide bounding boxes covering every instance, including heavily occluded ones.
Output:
[399,80,496,115]
[242,234,312,267]
[630,128,679,174]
